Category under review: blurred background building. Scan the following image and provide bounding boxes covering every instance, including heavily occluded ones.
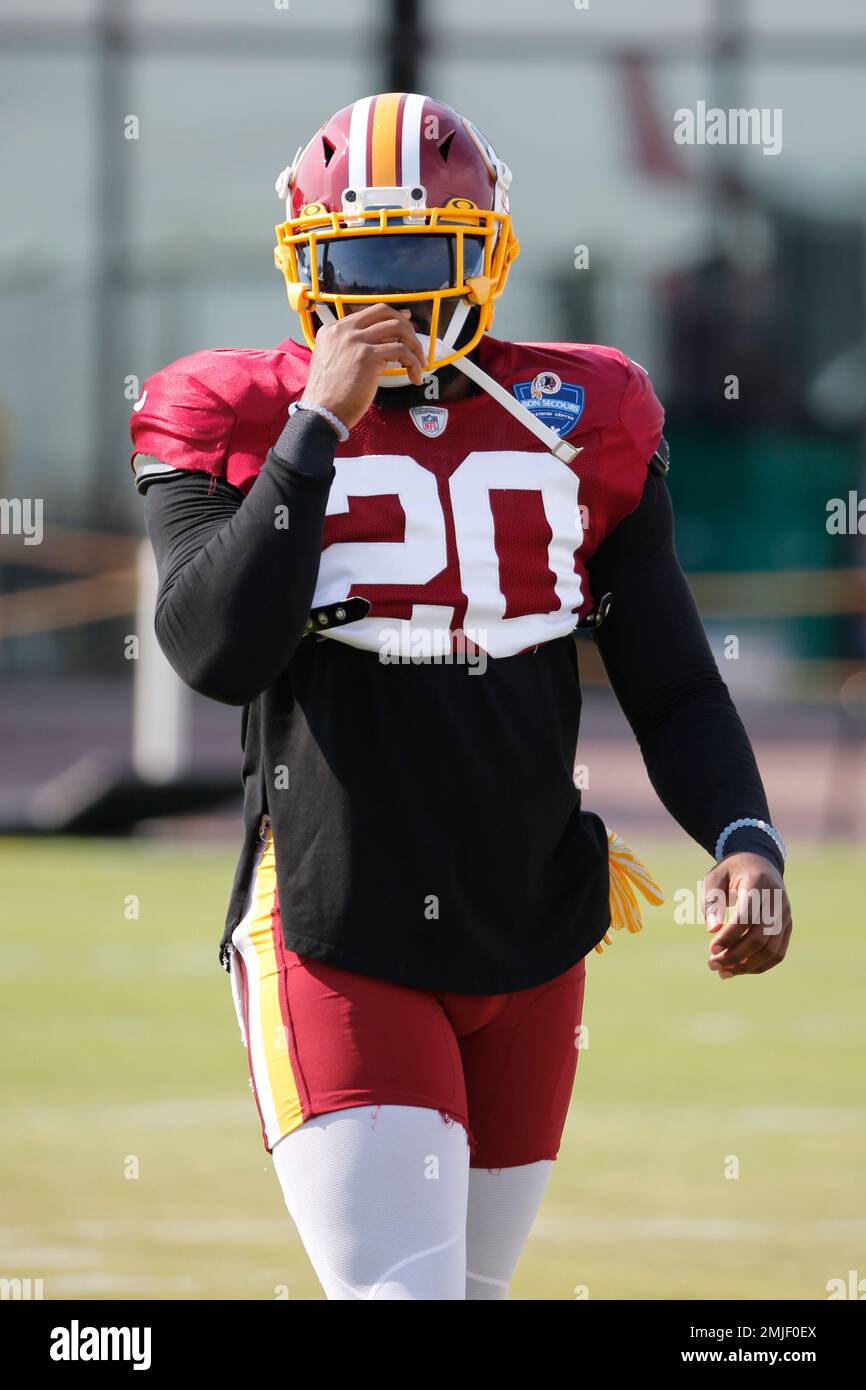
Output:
[1,0,864,842]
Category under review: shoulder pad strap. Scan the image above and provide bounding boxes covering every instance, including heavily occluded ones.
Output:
[649,436,670,476]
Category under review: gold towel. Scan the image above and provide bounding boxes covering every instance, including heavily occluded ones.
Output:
[595,830,664,953]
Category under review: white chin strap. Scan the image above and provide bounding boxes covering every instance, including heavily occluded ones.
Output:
[313,300,580,464]
[452,354,581,464]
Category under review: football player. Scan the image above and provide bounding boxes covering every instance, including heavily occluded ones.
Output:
[132,94,792,1300]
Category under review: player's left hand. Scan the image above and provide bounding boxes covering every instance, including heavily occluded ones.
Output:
[702,853,792,979]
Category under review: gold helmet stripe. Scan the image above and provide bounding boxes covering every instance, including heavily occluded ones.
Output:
[370,92,403,187]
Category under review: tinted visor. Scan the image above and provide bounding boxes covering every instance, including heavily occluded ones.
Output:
[298,234,485,296]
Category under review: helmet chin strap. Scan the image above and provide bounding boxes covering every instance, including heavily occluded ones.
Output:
[312,300,580,465]
[452,354,581,464]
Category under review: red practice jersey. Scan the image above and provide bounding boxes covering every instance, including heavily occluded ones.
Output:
[132,333,663,657]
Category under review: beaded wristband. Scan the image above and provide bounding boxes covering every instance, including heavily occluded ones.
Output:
[288,399,350,443]
[715,817,787,865]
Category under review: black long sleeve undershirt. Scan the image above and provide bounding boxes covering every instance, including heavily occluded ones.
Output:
[143,409,337,706]
[143,427,783,876]
[587,472,783,873]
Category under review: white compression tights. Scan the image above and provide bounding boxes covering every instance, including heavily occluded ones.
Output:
[271,1105,553,1300]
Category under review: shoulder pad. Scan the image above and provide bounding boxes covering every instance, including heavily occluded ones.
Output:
[129,341,310,493]
[505,341,664,452]
[618,356,665,469]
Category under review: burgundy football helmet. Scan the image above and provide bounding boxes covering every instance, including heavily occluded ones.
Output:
[273,94,519,382]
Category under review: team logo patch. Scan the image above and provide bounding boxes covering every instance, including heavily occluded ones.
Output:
[530,371,561,399]
[410,405,448,438]
[512,375,584,439]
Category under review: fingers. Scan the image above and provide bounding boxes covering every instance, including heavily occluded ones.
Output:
[710,923,770,969]
[747,924,793,973]
[701,854,792,981]
[341,303,426,380]
[708,897,791,978]
[709,921,791,978]
[712,892,786,962]
[357,317,426,368]
[358,317,416,343]
[305,302,428,425]
[343,303,424,352]
[709,881,787,955]
[708,887,755,951]
[369,341,424,384]
[701,865,731,932]
[740,923,791,973]
[341,302,413,328]
[311,302,426,400]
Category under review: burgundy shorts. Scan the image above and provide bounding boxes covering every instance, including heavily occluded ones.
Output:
[228,833,587,1169]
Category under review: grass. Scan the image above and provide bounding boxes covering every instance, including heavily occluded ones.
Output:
[0,836,863,1300]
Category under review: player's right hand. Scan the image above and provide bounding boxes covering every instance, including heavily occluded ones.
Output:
[304,304,426,428]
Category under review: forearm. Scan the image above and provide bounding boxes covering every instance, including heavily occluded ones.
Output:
[631,675,780,869]
[143,410,337,705]
[589,475,784,874]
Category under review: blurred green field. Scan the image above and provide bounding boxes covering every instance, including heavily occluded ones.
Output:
[0,835,863,1301]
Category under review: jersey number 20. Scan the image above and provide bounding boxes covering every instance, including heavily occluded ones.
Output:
[312,450,585,659]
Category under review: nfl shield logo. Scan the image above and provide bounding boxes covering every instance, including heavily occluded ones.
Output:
[410,405,448,438]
